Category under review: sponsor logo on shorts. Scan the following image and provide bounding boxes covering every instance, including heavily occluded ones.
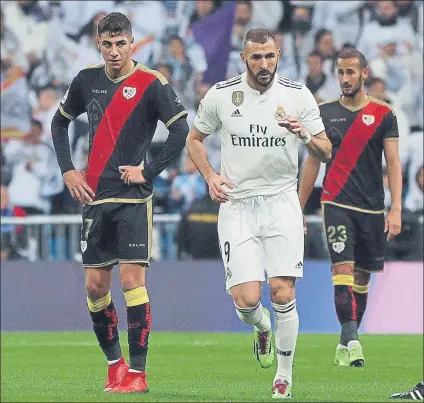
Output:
[80,241,87,253]
[225,266,232,280]
[295,261,303,270]
[129,243,145,247]
[332,241,345,253]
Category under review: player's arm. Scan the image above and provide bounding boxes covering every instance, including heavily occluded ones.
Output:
[303,130,332,162]
[186,127,215,184]
[120,79,189,184]
[51,73,95,204]
[186,89,233,203]
[279,86,331,162]
[298,155,321,211]
[383,111,403,240]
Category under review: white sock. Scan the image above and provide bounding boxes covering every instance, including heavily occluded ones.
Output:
[107,358,121,365]
[272,300,299,385]
[234,301,271,332]
[337,344,348,350]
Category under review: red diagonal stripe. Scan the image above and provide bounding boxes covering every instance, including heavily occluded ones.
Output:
[322,101,390,202]
[86,69,156,192]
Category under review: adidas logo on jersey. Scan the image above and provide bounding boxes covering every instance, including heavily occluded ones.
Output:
[295,262,303,270]
[231,109,242,117]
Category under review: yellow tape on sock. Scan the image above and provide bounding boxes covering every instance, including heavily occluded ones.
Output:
[124,287,149,307]
[332,275,354,286]
[353,282,370,293]
[87,291,112,312]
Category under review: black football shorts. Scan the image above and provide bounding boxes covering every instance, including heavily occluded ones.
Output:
[80,200,152,268]
[322,203,387,272]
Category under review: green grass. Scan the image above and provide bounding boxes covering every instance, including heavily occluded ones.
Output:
[1,332,422,402]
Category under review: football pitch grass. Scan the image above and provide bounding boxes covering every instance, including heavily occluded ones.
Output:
[1,332,422,402]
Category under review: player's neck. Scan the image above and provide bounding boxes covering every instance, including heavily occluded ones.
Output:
[246,76,273,94]
[106,59,135,79]
[340,90,369,109]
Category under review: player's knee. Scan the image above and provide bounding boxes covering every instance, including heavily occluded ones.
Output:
[85,280,110,300]
[269,278,295,305]
[230,282,261,308]
[119,263,146,291]
[232,292,261,309]
[354,270,371,286]
[332,263,354,276]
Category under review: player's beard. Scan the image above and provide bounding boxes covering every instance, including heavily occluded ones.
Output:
[246,61,277,90]
[341,76,363,98]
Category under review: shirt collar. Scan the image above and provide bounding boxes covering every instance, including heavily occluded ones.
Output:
[242,71,278,96]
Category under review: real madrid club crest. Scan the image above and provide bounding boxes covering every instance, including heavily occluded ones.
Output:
[225,266,232,280]
[275,106,287,122]
[232,91,244,107]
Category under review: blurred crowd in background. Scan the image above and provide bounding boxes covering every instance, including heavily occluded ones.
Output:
[1,0,423,261]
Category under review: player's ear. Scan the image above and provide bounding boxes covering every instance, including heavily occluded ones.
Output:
[96,36,100,50]
[130,36,134,50]
[362,65,369,80]
[240,51,245,63]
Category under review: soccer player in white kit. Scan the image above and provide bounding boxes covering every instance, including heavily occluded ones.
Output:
[186,28,332,399]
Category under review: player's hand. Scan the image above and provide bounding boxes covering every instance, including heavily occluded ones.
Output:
[63,170,95,205]
[384,208,402,241]
[119,165,146,184]
[278,115,309,141]
[206,172,233,203]
[303,215,308,235]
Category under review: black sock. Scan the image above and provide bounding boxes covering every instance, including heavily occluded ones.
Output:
[353,282,370,329]
[127,302,151,372]
[354,290,368,329]
[89,300,122,362]
[333,275,358,346]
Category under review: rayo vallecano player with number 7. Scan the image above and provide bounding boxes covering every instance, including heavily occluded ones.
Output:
[186,28,332,399]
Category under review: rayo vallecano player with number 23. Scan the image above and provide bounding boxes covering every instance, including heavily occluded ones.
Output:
[186,29,332,399]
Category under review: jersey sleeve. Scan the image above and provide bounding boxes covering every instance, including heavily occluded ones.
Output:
[193,86,220,135]
[154,80,188,127]
[298,85,326,136]
[58,72,85,121]
[382,110,399,140]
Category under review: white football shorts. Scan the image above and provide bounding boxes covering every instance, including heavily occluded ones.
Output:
[217,190,304,293]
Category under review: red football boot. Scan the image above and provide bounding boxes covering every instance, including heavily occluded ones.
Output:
[110,370,149,393]
[104,356,128,392]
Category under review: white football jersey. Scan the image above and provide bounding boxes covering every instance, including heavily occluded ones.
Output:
[193,72,325,199]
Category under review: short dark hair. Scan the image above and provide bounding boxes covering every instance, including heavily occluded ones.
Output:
[314,29,332,46]
[237,0,252,8]
[97,12,132,37]
[369,77,386,87]
[168,35,184,45]
[31,119,43,130]
[308,50,323,60]
[243,28,275,49]
[336,48,368,69]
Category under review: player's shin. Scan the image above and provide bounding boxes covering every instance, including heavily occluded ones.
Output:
[235,301,271,331]
[87,291,122,363]
[332,275,358,345]
[272,300,299,385]
[353,282,370,329]
[124,287,151,372]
